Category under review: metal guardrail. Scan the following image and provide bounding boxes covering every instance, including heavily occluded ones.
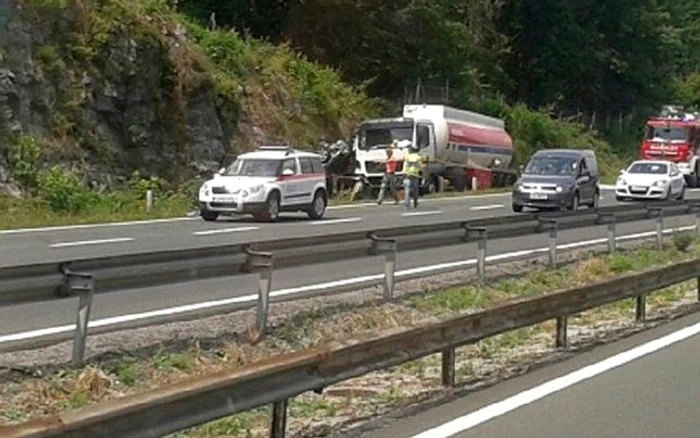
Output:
[4,257,700,438]
[2,201,700,364]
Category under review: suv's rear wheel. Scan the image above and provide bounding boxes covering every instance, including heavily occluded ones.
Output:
[307,189,327,219]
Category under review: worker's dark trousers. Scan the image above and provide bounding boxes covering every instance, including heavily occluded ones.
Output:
[377,174,399,204]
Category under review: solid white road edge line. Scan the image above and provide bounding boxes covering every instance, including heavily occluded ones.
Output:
[408,319,700,438]
[469,204,504,211]
[402,211,442,217]
[49,238,135,248]
[193,227,259,236]
[309,217,362,225]
[1,225,693,344]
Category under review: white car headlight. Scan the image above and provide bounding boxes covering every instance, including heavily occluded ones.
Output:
[249,185,264,193]
[652,180,668,187]
[617,178,626,186]
[555,186,563,193]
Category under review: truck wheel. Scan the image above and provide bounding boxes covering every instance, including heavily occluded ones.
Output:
[447,169,465,192]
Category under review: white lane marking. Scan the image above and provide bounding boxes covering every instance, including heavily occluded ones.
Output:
[408,320,700,438]
[2,224,694,345]
[328,192,512,210]
[193,227,259,236]
[49,237,135,248]
[309,217,362,225]
[470,204,504,211]
[402,210,442,217]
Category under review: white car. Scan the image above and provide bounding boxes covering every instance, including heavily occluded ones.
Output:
[615,160,685,201]
[198,146,327,222]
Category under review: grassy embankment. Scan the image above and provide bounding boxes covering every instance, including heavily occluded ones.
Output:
[0,0,627,230]
[1,235,697,435]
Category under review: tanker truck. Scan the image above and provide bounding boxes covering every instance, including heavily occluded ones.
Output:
[335,104,518,198]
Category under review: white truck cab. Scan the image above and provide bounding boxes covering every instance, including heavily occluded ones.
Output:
[198,146,327,222]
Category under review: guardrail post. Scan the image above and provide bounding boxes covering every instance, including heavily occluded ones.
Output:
[57,264,96,367]
[465,227,487,280]
[441,348,456,387]
[696,211,700,237]
[597,213,616,253]
[538,219,558,268]
[555,315,568,348]
[270,399,288,438]
[636,295,647,322]
[244,246,274,342]
[369,233,399,301]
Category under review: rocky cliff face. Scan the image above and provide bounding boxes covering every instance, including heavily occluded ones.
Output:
[0,0,371,196]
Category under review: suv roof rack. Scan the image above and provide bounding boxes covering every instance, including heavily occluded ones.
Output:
[255,145,296,156]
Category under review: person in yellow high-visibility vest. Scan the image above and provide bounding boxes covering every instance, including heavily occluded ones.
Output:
[403,149,423,208]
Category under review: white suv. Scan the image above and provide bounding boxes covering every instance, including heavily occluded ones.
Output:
[198,146,328,222]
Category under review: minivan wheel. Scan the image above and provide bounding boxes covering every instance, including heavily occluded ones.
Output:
[569,193,579,211]
[512,203,523,213]
[592,190,600,209]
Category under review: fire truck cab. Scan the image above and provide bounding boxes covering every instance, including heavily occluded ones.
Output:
[640,105,700,186]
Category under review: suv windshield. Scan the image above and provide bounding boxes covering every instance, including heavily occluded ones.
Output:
[628,162,668,174]
[524,156,579,176]
[223,158,280,177]
[646,126,688,141]
[360,127,413,150]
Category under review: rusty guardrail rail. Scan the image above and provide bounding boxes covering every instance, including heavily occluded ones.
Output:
[3,257,700,438]
[1,200,700,363]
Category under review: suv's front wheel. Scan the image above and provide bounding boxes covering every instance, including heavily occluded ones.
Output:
[307,189,327,219]
[254,191,281,222]
[200,208,219,222]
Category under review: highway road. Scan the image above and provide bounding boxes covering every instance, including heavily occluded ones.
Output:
[1,189,699,348]
[3,189,700,266]
[355,311,700,438]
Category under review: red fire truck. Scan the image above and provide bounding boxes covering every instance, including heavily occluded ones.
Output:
[639,105,700,186]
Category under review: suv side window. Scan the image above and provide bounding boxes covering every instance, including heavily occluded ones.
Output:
[310,157,324,174]
[299,157,314,174]
[281,158,297,174]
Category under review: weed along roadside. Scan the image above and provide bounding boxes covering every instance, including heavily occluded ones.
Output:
[2,237,700,436]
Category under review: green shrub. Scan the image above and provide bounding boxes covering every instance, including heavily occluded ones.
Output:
[38,166,93,213]
[6,135,42,192]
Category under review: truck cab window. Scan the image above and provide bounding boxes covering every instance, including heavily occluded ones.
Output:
[417,125,430,149]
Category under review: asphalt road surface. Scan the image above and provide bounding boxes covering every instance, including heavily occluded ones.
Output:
[4,189,700,267]
[2,189,700,345]
[0,212,694,341]
[355,311,700,438]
